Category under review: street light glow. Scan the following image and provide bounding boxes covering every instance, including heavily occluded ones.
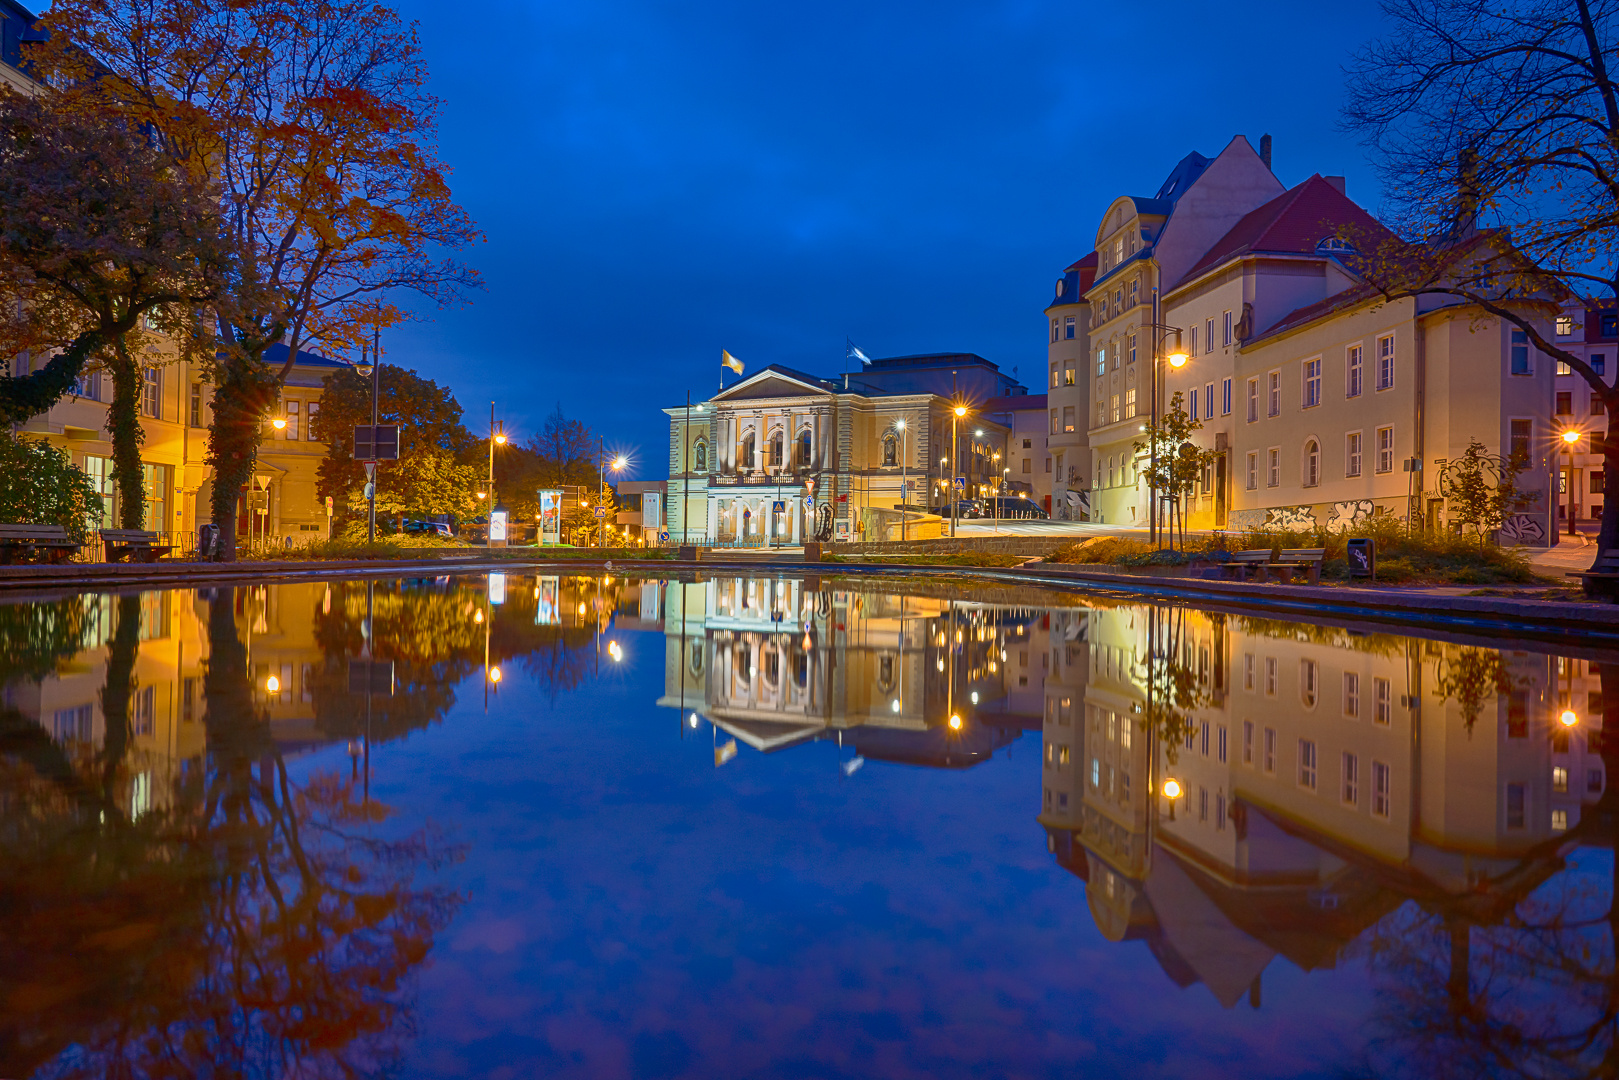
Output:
[608,640,623,662]
[1563,429,1582,444]
[265,675,280,694]
[489,666,502,683]
[271,416,287,430]
[1560,708,1580,727]
[612,455,628,470]
[1162,778,1184,799]
[948,714,962,730]
[954,405,967,417]
[895,418,906,431]
[1167,349,1189,368]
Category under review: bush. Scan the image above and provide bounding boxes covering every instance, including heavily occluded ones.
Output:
[1237,519,1535,585]
[0,435,102,544]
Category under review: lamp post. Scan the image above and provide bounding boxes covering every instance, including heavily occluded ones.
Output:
[895,417,908,542]
[951,404,968,537]
[1563,427,1582,537]
[597,442,627,548]
[487,402,507,547]
[353,340,382,543]
[1144,315,1189,547]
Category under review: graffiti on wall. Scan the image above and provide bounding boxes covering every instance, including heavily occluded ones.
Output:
[1327,500,1377,529]
[1229,501,1391,532]
[1499,513,1545,545]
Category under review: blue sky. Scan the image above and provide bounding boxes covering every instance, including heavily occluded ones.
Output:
[382,0,1388,473]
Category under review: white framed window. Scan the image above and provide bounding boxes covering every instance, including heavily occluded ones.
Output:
[1300,660,1318,707]
[1371,761,1391,818]
[1051,319,1059,343]
[1189,388,1199,419]
[1376,426,1395,473]
[285,399,300,441]
[1267,447,1280,487]
[1246,451,1258,490]
[1062,406,1076,433]
[1303,439,1320,487]
[1064,315,1076,339]
[1341,753,1359,806]
[1343,672,1360,717]
[1204,317,1215,353]
[1110,395,1120,423]
[1223,310,1234,346]
[1346,431,1363,477]
[1557,315,1576,337]
[142,367,161,418]
[1374,677,1392,724]
[307,400,320,441]
[1244,653,1255,691]
[1243,720,1254,764]
[1204,383,1214,419]
[1050,409,1059,434]
[1510,329,1533,375]
[1347,344,1363,397]
[1190,324,1199,354]
[1264,657,1278,695]
[1377,334,1395,390]
[1268,371,1281,416]
[1221,377,1232,416]
[1096,347,1106,376]
[1303,357,1321,407]
[1050,364,1060,389]
[1299,739,1318,791]
[1063,364,1075,386]
[1263,727,1277,773]
[1124,387,1136,417]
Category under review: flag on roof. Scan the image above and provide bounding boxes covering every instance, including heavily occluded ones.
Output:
[846,338,872,366]
[722,349,744,375]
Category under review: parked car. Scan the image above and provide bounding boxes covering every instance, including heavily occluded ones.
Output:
[402,519,453,538]
[946,500,984,519]
[981,496,1048,520]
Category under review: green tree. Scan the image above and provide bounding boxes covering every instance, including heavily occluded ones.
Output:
[314,363,475,528]
[1133,392,1215,551]
[1444,440,1536,549]
[0,435,103,544]
[373,448,480,524]
[0,94,226,528]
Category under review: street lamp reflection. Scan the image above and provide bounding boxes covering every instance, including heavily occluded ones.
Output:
[1162,778,1184,800]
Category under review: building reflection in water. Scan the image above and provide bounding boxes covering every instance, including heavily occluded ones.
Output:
[658,575,1619,1076]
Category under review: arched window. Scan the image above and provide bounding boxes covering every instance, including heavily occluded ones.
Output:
[796,429,812,467]
[1303,440,1320,487]
[768,431,783,468]
[692,439,707,472]
[739,433,755,470]
[882,434,897,467]
[877,654,896,693]
[688,640,704,676]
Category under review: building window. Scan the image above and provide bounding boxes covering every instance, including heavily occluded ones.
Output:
[1558,360,1572,375]
[1051,319,1060,343]
[1218,725,1227,763]
[1050,409,1059,434]
[1303,358,1321,407]
[1189,388,1199,419]
[285,399,300,440]
[1376,426,1395,473]
[768,432,783,468]
[1222,377,1232,416]
[1508,418,1532,461]
[1110,395,1121,423]
[1267,447,1280,487]
[882,435,897,467]
[1344,672,1360,717]
[1223,310,1233,346]
[1022,457,1031,474]
[1268,371,1281,416]
[1301,660,1318,707]
[1594,353,1608,376]
[1045,457,1052,473]
[1246,451,1258,490]
[1063,364,1075,386]
[142,367,161,418]
[1263,727,1277,773]
[1557,315,1576,336]
[189,384,203,428]
[1372,761,1392,818]
[1505,782,1526,829]
[1377,335,1396,389]
[1128,334,1137,365]
[797,429,812,467]
[1299,739,1318,790]
[1510,329,1532,375]
[1374,677,1392,725]
[739,433,755,470]
[693,440,707,472]
[1265,657,1278,696]
[1051,364,1060,389]
[1594,394,1606,416]
[1062,406,1076,433]
[1190,325,1199,355]
[1302,440,1320,487]
[1347,344,1363,397]
[1096,348,1106,376]
[1346,431,1363,477]
[1244,653,1254,691]
[1204,382,1214,419]
[1064,315,1076,339]
[307,400,320,441]
[1557,391,1573,415]
[1342,753,1359,806]
[1243,719,1254,764]
[1128,281,1139,308]
[1205,317,1215,353]
[1124,388,1136,418]
[1553,765,1569,793]
[1247,378,1259,422]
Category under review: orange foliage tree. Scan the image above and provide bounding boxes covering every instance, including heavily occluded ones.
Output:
[35,0,482,558]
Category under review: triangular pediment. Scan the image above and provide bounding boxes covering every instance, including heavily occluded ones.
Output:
[715,368,831,401]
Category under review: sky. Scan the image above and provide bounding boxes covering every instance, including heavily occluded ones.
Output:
[378,0,1390,476]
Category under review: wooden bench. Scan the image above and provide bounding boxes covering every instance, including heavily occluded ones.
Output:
[101,529,174,564]
[1268,547,1326,586]
[1218,549,1275,581]
[1569,549,1619,600]
[0,523,81,564]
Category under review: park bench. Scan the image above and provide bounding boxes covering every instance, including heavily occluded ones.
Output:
[1218,549,1275,581]
[0,523,81,564]
[100,529,174,564]
[1267,547,1326,586]
[1569,548,1619,600]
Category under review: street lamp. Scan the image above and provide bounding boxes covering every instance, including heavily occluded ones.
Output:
[598,443,628,548]
[892,417,910,542]
[354,345,381,543]
[1562,427,1581,537]
[487,403,507,547]
[951,403,968,537]
[1143,321,1188,546]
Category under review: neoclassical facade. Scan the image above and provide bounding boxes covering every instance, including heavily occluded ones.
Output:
[663,355,1019,544]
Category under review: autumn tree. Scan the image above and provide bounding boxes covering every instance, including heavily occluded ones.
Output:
[37,0,481,559]
[1342,0,1619,566]
[531,402,598,488]
[1133,391,1213,551]
[0,93,227,527]
[1442,440,1536,549]
[312,361,474,526]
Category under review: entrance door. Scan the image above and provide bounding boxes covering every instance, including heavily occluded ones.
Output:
[1215,456,1228,528]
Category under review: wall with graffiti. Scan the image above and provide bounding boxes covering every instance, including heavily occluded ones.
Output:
[1226,498,1553,546]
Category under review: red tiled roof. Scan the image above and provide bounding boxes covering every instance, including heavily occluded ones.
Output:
[1066,251,1098,274]
[1173,175,1397,291]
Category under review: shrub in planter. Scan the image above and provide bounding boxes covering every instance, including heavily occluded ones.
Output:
[0,435,102,544]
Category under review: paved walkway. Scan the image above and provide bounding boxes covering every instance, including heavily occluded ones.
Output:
[955,520,1148,538]
[1532,533,1596,577]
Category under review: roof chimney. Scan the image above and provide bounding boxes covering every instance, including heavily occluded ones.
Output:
[1324,175,1346,195]
[1260,133,1272,171]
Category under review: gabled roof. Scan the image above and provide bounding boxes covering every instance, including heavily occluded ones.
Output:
[1173,175,1396,291]
[264,342,347,369]
[713,363,838,400]
[1155,150,1213,203]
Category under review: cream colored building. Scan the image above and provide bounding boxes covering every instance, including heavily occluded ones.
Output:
[1043,254,1096,518]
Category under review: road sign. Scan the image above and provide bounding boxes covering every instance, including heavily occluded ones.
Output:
[802,496,814,510]
[324,495,334,515]
[772,500,786,513]
[354,424,400,461]
[658,530,669,544]
[593,506,606,519]
[954,476,965,490]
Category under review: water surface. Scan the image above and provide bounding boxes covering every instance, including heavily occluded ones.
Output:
[0,573,1608,1079]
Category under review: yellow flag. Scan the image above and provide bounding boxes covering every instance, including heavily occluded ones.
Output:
[722,349,744,375]
[714,738,737,766]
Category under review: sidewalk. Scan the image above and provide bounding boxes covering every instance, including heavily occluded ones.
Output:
[1531,533,1596,577]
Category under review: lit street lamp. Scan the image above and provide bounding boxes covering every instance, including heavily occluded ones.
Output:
[487,402,507,547]
[353,338,382,543]
[1563,427,1582,537]
[1144,320,1189,546]
[951,404,968,537]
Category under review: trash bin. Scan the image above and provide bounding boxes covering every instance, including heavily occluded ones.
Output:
[197,523,218,559]
[1346,537,1375,579]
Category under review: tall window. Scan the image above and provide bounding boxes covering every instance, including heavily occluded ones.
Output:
[1347,344,1363,397]
[1204,383,1214,419]
[1303,440,1320,487]
[1299,739,1317,790]
[693,440,707,472]
[1051,364,1060,389]
[1110,395,1120,423]
[1096,347,1107,376]
[1205,317,1215,353]
[882,435,897,467]
[1267,448,1280,487]
[1343,672,1360,717]
[740,433,755,470]
[1510,329,1532,375]
[1510,419,1532,460]
[1376,426,1394,473]
[1190,325,1199,354]
[1063,315,1076,339]
[1051,319,1059,343]
[1377,335,1395,389]
[1263,727,1277,772]
[1243,720,1254,763]
[142,367,161,418]
[1346,431,1362,477]
[1371,761,1391,818]
[797,430,812,467]
[1247,378,1259,422]
[1063,363,1075,386]
[768,432,783,468]
[1221,377,1232,416]
[285,400,300,440]
[1300,660,1318,706]
[1189,388,1199,419]
[1128,334,1137,365]
[307,401,320,441]
[1128,280,1139,307]
[1222,310,1233,346]
[1303,358,1321,407]
[1062,406,1076,433]
[1374,676,1392,724]
[189,384,203,427]
[1341,753,1359,805]
[1051,409,1060,434]
[1267,371,1281,416]
[1246,452,1258,490]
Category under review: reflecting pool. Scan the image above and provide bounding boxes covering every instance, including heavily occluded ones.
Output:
[0,572,1610,1078]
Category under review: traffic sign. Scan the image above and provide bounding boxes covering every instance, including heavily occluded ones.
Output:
[954,476,965,490]
[658,530,670,543]
[802,496,814,510]
[593,506,606,519]
[354,424,400,461]
[772,500,786,513]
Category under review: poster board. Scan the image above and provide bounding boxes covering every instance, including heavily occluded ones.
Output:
[538,490,562,545]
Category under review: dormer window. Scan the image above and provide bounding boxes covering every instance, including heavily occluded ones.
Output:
[1316,236,1356,254]
[1055,279,1064,299]
[1114,238,1124,263]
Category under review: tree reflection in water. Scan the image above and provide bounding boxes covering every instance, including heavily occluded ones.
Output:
[0,586,462,1079]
